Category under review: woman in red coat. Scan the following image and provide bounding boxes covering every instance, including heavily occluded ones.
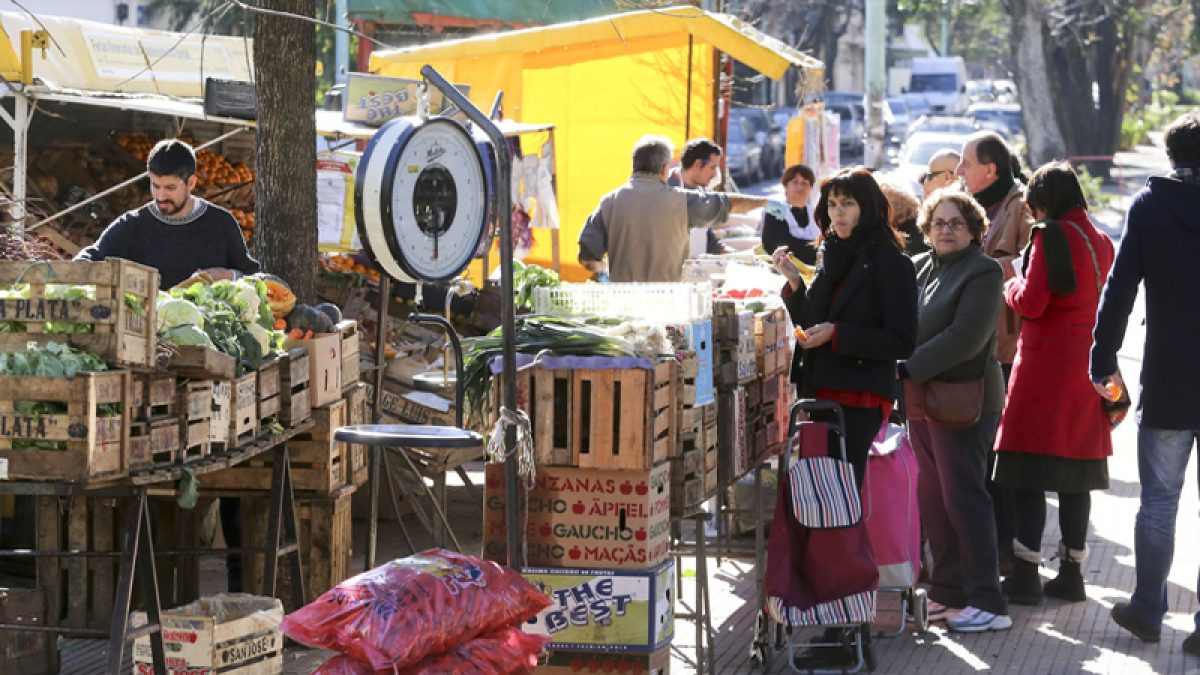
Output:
[993,162,1115,604]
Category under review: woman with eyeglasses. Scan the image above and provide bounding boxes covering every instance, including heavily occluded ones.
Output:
[762,164,820,266]
[991,162,1115,605]
[899,187,1011,633]
[773,165,917,669]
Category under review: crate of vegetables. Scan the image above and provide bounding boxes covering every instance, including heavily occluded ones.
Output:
[159,276,282,381]
[0,258,158,369]
[0,343,131,484]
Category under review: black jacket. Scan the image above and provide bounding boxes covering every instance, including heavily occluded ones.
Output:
[1092,173,1200,429]
[783,226,918,400]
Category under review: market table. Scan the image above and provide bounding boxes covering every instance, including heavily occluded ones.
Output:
[0,418,313,673]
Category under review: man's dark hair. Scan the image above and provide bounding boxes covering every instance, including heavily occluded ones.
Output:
[1025,161,1089,218]
[631,135,673,174]
[781,164,816,187]
[681,138,722,169]
[1164,110,1200,165]
[972,131,1012,177]
[147,139,197,179]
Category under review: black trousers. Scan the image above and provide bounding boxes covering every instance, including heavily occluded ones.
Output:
[824,405,883,491]
[1014,489,1091,553]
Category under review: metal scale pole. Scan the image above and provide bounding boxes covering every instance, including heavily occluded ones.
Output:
[420,66,523,568]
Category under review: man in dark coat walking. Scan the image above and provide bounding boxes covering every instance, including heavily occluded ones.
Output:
[1092,110,1200,654]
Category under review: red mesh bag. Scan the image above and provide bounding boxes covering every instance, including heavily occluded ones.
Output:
[312,626,548,675]
[280,549,551,670]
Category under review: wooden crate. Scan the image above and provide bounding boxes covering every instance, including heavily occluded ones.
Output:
[128,417,181,469]
[179,380,213,461]
[209,380,232,450]
[0,588,56,674]
[35,495,118,630]
[243,485,355,600]
[572,360,673,471]
[0,259,158,368]
[755,308,789,378]
[490,367,574,465]
[279,348,312,426]
[671,476,703,515]
[257,358,282,424]
[338,319,360,391]
[229,372,259,447]
[0,371,131,484]
[342,383,368,487]
[132,595,284,675]
[204,400,347,494]
[169,345,236,380]
[129,373,176,421]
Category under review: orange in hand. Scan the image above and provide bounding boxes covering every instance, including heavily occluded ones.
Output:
[794,326,809,341]
[1106,381,1123,401]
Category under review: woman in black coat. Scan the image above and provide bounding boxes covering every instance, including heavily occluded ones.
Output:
[773,167,919,488]
[762,164,820,266]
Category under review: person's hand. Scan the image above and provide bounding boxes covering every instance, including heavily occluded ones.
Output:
[765,200,789,220]
[200,267,237,281]
[771,246,802,290]
[798,322,835,349]
[1094,370,1126,401]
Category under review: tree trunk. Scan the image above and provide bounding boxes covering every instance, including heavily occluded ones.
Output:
[1008,0,1068,165]
[253,0,319,304]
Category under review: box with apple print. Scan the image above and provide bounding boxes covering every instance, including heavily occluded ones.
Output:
[482,462,671,569]
[519,559,674,653]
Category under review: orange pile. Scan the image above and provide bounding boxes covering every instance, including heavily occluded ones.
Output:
[321,253,381,283]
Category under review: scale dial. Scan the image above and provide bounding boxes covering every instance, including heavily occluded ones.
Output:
[356,116,491,283]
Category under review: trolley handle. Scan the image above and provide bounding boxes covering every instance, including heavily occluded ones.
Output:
[784,398,850,465]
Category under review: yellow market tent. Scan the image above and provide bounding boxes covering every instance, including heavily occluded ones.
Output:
[370,5,823,282]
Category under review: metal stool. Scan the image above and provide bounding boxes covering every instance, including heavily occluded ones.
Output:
[334,424,483,568]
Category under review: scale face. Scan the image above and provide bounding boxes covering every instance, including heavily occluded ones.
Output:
[356,116,492,283]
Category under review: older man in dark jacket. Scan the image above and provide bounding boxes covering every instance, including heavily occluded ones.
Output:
[1092,110,1200,653]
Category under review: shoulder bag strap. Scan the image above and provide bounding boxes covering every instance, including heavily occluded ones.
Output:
[1062,221,1102,294]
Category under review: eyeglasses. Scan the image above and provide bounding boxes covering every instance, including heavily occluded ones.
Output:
[921,169,952,183]
[930,219,967,232]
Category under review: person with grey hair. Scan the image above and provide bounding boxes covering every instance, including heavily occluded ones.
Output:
[921,149,961,202]
[578,134,768,282]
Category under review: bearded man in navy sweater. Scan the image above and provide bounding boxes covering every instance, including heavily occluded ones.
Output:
[76,139,260,289]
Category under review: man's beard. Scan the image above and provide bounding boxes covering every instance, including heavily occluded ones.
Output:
[157,197,187,215]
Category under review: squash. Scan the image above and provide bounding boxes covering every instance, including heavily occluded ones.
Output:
[255,273,296,319]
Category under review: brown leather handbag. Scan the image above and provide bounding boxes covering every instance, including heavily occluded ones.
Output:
[922,377,985,429]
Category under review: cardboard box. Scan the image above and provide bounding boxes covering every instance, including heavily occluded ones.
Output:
[284,333,341,407]
[363,379,456,427]
[132,594,283,675]
[521,560,674,653]
[483,463,671,569]
[537,645,669,674]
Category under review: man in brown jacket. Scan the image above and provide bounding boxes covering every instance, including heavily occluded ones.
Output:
[957,131,1034,368]
[956,131,1033,575]
[578,135,768,282]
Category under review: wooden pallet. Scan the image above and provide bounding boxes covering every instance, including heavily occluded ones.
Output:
[0,371,131,484]
[0,259,158,369]
[572,360,673,470]
[35,495,118,630]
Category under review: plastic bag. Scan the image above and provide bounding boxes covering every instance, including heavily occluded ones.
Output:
[312,625,548,675]
[280,549,551,671]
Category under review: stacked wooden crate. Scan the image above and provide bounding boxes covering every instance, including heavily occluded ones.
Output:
[484,359,675,665]
[669,351,719,515]
[127,373,180,470]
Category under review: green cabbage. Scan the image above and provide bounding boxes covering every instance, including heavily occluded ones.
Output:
[161,324,216,348]
[157,298,205,331]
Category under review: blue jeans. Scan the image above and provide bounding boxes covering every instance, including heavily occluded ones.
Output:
[1130,426,1200,630]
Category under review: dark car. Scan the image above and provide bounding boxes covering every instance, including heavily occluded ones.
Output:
[731,106,782,181]
[725,117,763,184]
[829,103,865,153]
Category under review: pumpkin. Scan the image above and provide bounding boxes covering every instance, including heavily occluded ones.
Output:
[256,273,297,319]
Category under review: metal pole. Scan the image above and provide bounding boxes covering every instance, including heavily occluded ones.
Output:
[28,126,248,231]
[941,0,951,56]
[335,0,349,84]
[367,273,390,570]
[864,0,887,168]
[419,65,522,568]
[12,95,27,233]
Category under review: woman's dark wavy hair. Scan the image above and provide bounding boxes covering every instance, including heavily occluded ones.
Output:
[814,167,905,249]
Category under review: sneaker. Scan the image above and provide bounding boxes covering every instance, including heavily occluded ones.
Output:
[947,606,1013,633]
[1183,631,1200,656]
[1110,602,1161,643]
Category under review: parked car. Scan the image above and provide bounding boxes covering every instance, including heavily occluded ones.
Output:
[883,98,912,144]
[896,131,974,196]
[829,103,865,153]
[725,117,763,184]
[904,114,977,140]
[731,106,782,180]
[968,102,1024,140]
[824,90,864,107]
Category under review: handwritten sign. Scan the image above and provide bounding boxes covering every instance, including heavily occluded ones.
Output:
[343,73,471,126]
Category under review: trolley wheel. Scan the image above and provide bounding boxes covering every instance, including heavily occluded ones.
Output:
[911,587,930,633]
[749,645,769,669]
[754,610,769,642]
[860,625,877,672]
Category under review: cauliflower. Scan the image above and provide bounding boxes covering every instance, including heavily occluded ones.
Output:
[233,281,261,322]
[244,322,272,356]
[157,297,205,331]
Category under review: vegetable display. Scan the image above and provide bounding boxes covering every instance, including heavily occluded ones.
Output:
[512,261,560,311]
[158,276,283,375]
[0,342,119,450]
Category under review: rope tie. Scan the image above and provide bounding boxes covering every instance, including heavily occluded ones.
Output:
[486,405,536,563]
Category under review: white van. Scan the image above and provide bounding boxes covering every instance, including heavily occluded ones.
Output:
[903,57,970,114]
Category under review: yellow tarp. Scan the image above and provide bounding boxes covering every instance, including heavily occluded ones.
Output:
[371,5,823,282]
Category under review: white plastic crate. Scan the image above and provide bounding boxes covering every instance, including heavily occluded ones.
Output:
[533,282,713,323]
